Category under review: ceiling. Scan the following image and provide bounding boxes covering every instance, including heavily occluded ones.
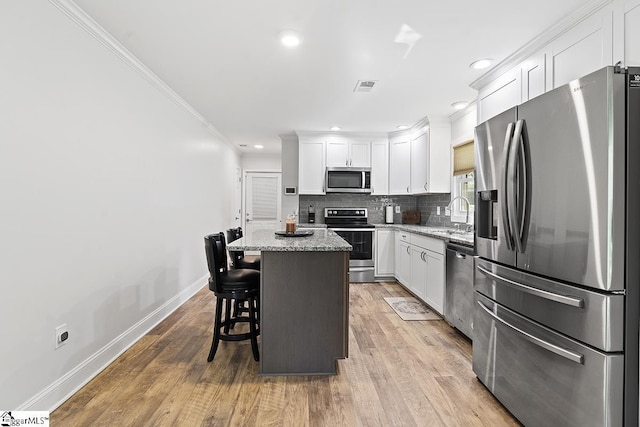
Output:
[73,0,591,154]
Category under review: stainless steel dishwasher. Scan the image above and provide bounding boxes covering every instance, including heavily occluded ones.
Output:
[445,242,474,339]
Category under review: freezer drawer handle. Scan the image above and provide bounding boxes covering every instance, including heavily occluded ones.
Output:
[477,300,584,365]
[476,265,584,308]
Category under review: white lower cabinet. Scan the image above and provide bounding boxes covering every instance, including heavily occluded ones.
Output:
[423,249,444,314]
[375,229,395,276]
[410,246,428,300]
[394,231,411,286]
[388,229,445,315]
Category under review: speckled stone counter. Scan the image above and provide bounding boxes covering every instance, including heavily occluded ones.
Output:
[375,224,474,247]
[228,228,350,252]
[228,227,350,376]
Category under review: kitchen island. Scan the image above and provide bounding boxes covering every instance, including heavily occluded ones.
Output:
[228,228,351,375]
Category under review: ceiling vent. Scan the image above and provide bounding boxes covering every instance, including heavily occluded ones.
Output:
[354,80,378,93]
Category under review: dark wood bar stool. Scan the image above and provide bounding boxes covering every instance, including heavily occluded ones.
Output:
[204,233,260,362]
[226,227,261,270]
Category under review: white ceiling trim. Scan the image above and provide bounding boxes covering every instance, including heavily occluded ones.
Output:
[470,0,613,90]
[47,0,237,152]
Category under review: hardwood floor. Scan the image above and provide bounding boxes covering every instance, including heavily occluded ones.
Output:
[52,282,518,426]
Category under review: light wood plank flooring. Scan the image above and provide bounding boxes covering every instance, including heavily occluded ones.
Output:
[52,282,518,426]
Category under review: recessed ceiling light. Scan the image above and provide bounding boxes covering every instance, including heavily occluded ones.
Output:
[330,126,341,131]
[470,58,493,70]
[451,101,469,110]
[279,30,302,47]
[396,125,409,130]
[254,144,264,149]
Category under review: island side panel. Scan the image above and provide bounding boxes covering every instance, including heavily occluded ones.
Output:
[260,250,349,375]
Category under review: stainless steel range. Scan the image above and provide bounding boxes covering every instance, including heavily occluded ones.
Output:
[324,208,375,282]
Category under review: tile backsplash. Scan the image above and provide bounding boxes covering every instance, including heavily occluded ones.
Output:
[298,193,463,228]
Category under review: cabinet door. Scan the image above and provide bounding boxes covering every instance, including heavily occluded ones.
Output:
[410,130,429,194]
[299,140,326,194]
[375,229,394,276]
[371,140,389,195]
[389,138,411,195]
[424,250,445,315]
[326,140,349,167]
[349,141,371,167]
[410,247,428,300]
[394,233,411,286]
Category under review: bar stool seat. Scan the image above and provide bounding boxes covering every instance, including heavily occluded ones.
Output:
[204,232,260,362]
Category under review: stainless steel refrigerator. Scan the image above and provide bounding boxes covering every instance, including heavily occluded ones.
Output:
[473,65,640,427]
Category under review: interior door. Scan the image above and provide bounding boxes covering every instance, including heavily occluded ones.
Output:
[233,167,242,227]
[245,172,282,235]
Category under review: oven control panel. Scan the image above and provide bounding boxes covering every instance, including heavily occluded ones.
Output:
[324,208,368,218]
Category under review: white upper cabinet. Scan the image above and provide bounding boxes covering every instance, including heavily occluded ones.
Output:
[298,138,326,194]
[389,136,411,195]
[473,1,627,124]
[478,68,522,123]
[410,130,429,194]
[326,138,371,167]
[389,123,450,195]
[624,1,640,65]
[371,139,389,195]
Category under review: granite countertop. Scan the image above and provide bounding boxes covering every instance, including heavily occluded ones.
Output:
[296,223,327,228]
[375,224,474,247]
[228,228,351,252]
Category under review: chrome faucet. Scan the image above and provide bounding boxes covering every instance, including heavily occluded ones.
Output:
[447,196,471,225]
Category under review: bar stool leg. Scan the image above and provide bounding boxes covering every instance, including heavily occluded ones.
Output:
[207,296,224,362]
[249,295,259,361]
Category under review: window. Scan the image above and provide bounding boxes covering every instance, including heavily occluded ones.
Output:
[450,140,474,223]
[452,172,474,222]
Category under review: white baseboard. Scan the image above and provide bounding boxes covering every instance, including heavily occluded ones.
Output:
[19,275,208,412]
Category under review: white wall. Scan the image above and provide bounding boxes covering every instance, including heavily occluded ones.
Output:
[450,103,477,145]
[241,153,281,171]
[0,1,240,410]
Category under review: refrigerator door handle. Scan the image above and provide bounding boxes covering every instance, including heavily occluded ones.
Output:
[507,120,522,253]
[477,300,585,364]
[501,122,515,250]
[513,119,529,252]
[476,265,585,307]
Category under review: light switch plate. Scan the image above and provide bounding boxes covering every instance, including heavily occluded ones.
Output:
[437,206,441,215]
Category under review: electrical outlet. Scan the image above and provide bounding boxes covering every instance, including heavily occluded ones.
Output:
[437,206,441,215]
[56,324,69,349]
[445,207,451,216]
[395,205,400,213]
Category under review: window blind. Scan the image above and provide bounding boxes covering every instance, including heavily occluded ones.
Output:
[453,140,474,176]
[252,176,278,220]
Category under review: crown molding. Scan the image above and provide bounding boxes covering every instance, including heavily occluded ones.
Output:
[295,130,388,139]
[470,0,613,90]
[48,0,237,153]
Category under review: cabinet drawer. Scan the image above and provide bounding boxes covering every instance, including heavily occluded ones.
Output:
[473,292,623,427]
[411,234,444,254]
[395,230,411,243]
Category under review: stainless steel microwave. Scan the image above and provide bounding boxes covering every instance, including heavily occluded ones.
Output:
[325,167,371,193]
